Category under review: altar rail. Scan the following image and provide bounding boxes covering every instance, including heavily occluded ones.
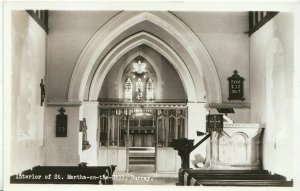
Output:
[10,165,116,184]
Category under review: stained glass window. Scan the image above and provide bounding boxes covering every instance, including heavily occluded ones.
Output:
[136,78,143,100]
[146,78,154,100]
[124,78,132,101]
[123,59,156,101]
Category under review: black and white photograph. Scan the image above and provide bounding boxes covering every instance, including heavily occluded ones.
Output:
[2,1,300,191]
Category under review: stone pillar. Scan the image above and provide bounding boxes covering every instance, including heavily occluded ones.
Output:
[80,101,99,165]
[246,139,252,164]
[187,102,207,168]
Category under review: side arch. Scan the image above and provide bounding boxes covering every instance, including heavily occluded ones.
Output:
[68,11,221,103]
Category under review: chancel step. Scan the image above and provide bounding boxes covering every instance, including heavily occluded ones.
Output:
[129,147,155,165]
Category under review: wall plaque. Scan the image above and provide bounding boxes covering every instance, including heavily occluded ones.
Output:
[56,107,68,137]
[206,114,223,133]
[228,70,245,101]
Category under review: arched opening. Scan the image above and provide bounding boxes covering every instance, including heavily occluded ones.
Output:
[89,31,194,102]
[99,44,187,102]
[68,11,222,103]
[73,11,221,173]
[98,43,188,173]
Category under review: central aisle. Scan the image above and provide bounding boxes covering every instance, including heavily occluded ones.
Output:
[113,164,178,185]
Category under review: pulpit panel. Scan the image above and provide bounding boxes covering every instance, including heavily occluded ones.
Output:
[231,133,247,163]
[219,135,231,163]
[207,123,263,170]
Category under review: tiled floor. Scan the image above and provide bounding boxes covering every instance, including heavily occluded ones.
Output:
[113,164,178,185]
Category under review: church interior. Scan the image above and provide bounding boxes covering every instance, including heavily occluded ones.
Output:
[5,6,300,188]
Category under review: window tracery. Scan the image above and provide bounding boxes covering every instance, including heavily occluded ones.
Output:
[123,58,156,102]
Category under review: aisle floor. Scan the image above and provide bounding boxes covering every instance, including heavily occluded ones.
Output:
[113,164,178,185]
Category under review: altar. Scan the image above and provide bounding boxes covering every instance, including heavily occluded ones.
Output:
[206,122,264,170]
[123,128,155,147]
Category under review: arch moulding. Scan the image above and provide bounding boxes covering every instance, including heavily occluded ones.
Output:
[68,11,222,103]
[89,31,195,101]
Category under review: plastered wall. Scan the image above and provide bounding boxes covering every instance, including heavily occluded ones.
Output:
[46,11,119,101]
[44,106,80,166]
[10,11,46,174]
[250,13,294,179]
[165,12,250,103]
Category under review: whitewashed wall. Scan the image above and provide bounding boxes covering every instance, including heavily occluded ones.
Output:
[10,11,46,174]
[44,105,81,166]
[79,102,99,165]
[174,12,250,103]
[46,11,119,101]
[250,13,294,179]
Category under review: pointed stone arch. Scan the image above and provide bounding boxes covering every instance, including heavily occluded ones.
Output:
[89,31,195,101]
[68,11,222,103]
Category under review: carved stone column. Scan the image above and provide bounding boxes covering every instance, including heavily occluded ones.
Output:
[246,139,252,163]
[211,131,220,164]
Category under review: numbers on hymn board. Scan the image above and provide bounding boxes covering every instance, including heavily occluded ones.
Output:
[230,80,241,93]
[228,70,245,101]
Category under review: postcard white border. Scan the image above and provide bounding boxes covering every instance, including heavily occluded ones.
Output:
[2,1,300,191]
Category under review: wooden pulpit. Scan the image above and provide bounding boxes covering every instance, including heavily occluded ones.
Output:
[173,138,194,169]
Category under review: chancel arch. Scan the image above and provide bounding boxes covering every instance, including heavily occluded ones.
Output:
[68,11,222,103]
[89,31,195,101]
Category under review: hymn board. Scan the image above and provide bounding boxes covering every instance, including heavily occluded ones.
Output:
[228,70,245,101]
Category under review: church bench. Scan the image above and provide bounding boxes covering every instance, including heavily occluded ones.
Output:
[186,174,285,181]
[184,173,286,185]
[194,179,293,187]
[181,169,270,175]
[178,169,293,187]
[178,169,269,185]
[10,165,116,185]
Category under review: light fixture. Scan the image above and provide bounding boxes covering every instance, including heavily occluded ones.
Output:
[132,106,153,118]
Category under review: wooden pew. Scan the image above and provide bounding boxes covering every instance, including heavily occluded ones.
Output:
[178,169,269,186]
[178,169,293,187]
[196,179,293,187]
[10,165,116,185]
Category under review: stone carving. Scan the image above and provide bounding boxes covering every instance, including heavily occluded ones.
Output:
[219,134,231,163]
[207,126,263,170]
[80,118,91,150]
